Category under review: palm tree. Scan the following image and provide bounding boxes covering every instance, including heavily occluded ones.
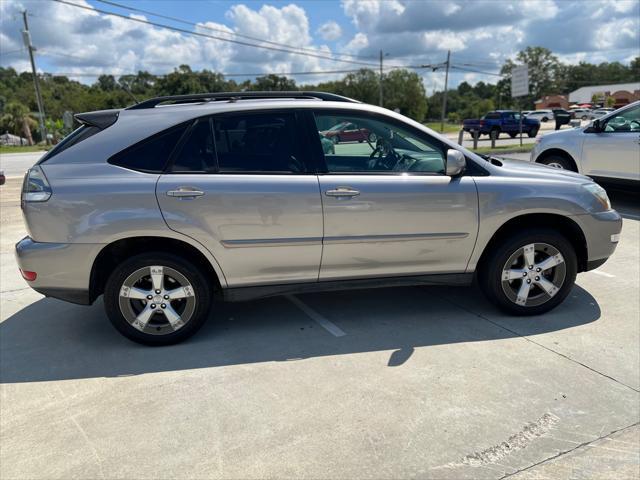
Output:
[1,102,34,145]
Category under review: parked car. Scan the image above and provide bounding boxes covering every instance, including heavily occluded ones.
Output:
[587,108,616,119]
[16,91,622,345]
[570,108,592,120]
[531,100,640,186]
[526,109,554,122]
[462,110,540,138]
[320,121,376,143]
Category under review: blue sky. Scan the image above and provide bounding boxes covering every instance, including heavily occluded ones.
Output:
[1,0,638,91]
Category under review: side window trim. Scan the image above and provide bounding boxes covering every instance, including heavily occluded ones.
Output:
[311,108,449,176]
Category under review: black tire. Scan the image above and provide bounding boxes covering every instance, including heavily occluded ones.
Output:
[537,154,575,171]
[508,132,518,138]
[528,128,539,138]
[368,132,377,143]
[478,229,577,316]
[104,252,212,346]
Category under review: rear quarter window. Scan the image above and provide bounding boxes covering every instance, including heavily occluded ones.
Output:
[109,123,189,173]
[484,113,500,119]
[37,125,100,163]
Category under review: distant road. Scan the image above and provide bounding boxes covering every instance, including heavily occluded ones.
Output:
[0,152,44,178]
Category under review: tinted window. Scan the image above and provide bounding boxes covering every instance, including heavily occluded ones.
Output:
[110,124,187,173]
[313,111,445,174]
[484,112,500,119]
[38,125,100,163]
[213,112,304,173]
[171,119,216,172]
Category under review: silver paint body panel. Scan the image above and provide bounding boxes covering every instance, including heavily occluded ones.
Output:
[16,99,622,302]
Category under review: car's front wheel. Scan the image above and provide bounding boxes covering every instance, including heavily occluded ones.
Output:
[479,229,577,315]
[104,253,212,345]
[537,154,574,170]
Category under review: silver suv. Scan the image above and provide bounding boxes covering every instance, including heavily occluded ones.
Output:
[16,92,622,345]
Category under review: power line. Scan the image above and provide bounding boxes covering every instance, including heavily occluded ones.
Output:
[95,0,376,61]
[50,0,380,67]
[450,65,505,77]
[0,48,26,56]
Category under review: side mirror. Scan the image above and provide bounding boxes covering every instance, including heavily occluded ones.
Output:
[446,149,466,176]
[586,119,602,133]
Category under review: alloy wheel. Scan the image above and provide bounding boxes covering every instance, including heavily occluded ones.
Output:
[501,243,566,307]
[118,265,196,335]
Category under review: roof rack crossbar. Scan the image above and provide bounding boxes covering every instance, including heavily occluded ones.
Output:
[126,91,360,110]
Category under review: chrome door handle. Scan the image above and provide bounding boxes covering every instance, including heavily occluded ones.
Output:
[167,187,205,198]
[325,187,360,198]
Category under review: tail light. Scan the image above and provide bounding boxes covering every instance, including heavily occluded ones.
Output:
[19,269,37,281]
[480,120,485,126]
[21,166,51,203]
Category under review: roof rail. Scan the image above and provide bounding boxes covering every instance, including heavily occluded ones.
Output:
[126,91,360,110]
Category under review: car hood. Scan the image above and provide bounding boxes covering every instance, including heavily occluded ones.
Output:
[495,157,591,183]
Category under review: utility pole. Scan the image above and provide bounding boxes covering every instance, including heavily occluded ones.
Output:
[22,10,48,145]
[379,49,383,107]
[440,50,450,133]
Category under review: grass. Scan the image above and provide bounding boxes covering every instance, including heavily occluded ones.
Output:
[471,143,535,154]
[0,145,50,154]
[424,122,461,134]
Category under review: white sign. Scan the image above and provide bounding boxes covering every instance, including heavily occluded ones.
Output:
[511,65,529,97]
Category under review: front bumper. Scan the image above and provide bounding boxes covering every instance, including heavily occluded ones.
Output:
[572,210,623,271]
[14,237,103,305]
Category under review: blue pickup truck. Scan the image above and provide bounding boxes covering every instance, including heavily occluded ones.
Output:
[463,110,540,138]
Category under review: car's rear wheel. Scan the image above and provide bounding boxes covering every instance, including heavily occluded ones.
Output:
[479,229,577,316]
[537,154,574,170]
[104,253,212,345]
[542,117,549,122]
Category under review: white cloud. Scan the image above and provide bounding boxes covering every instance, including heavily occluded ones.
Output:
[344,32,369,52]
[423,32,466,52]
[317,21,342,41]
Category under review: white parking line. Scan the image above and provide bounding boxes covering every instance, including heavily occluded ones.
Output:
[591,270,615,278]
[285,295,346,337]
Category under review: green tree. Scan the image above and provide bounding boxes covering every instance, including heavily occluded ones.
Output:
[1,101,35,144]
[244,74,296,91]
[501,46,563,108]
[382,69,428,121]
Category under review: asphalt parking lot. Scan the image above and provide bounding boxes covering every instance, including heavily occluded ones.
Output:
[1,169,639,479]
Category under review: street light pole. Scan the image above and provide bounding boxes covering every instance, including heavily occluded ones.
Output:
[22,10,48,145]
[440,50,451,133]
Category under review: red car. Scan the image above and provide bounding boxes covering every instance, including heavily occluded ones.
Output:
[321,121,376,144]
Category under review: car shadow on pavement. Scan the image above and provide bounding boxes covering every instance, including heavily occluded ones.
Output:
[0,283,600,384]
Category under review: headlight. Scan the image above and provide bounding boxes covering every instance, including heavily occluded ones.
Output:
[582,183,611,211]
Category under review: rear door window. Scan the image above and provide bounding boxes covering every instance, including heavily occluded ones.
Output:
[171,118,216,172]
[109,124,188,173]
[213,112,306,173]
